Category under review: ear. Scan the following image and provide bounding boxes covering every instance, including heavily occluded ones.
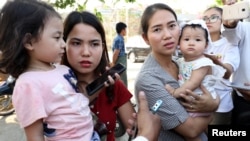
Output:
[23,33,34,50]
[142,33,150,45]
[205,42,209,48]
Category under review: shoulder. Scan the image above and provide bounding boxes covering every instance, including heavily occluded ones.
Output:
[192,57,213,69]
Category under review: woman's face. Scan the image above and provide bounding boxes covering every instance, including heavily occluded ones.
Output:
[202,9,222,34]
[143,10,180,56]
[65,23,103,75]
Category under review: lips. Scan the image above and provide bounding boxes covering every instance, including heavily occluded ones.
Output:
[80,60,92,68]
[187,48,195,51]
[163,42,175,49]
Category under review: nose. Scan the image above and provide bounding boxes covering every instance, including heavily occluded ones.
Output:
[61,39,66,48]
[163,28,172,40]
[81,44,91,57]
[188,40,195,45]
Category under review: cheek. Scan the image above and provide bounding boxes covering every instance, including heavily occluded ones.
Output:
[66,47,79,65]
[147,34,159,46]
[92,47,103,64]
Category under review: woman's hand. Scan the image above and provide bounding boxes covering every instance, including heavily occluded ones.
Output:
[179,85,220,113]
[127,91,161,141]
[237,82,250,101]
[204,53,221,65]
[222,0,237,5]
[104,66,121,87]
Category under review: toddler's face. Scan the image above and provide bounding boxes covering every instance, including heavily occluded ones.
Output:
[179,27,207,61]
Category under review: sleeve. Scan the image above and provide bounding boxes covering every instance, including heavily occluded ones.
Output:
[192,57,214,70]
[135,71,189,130]
[222,43,240,72]
[12,78,47,128]
[222,21,244,45]
[115,38,124,50]
[132,136,148,141]
[114,80,133,108]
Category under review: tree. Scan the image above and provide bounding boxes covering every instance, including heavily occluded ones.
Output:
[50,0,135,11]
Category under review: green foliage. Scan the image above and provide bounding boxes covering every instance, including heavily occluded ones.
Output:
[52,0,76,9]
[50,0,135,23]
[215,0,223,6]
[94,9,103,22]
[125,0,136,2]
[51,0,135,10]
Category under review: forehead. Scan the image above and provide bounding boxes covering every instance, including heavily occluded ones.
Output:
[43,17,63,33]
[68,23,101,40]
[182,26,206,36]
[203,9,221,16]
[148,10,176,27]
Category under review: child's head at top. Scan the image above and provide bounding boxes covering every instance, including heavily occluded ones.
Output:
[0,0,65,78]
[179,20,211,61]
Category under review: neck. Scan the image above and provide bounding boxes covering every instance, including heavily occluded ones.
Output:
[152,52,173,67]
[210,32,221,42]
[27,63,55,71]
[76,72,96,84]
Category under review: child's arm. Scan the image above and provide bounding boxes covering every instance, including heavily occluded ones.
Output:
[172,66,210,98]
[24,119,45,141]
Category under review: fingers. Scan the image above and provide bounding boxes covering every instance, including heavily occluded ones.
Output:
[222,0,236,5]
[181,89,197,101]
[105,66,110,71]
[137,91,148,113]
[200,85,209,95]
[165,84,175,94]
[114,73,121,80]
[244,82,250,86]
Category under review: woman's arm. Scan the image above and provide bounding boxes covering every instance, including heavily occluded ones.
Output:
[24,119,44,141]
[118,100,136,129]
[174,115,212,138]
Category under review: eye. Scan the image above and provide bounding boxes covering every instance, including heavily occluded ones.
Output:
[90,41,102,47]
[169,23,177,29]
[71,41,81,46]
[211,16,217,20]
[153,27,161,32]
[54,36,60,40]
[202,17,208,21]
[196,39,201,41]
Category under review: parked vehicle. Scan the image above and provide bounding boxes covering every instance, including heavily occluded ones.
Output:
[125,35,151,63]
[0,75,15,116]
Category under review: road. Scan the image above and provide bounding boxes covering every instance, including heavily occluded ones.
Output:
[0,61,143,141]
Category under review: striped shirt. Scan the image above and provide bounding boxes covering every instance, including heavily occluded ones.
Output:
[134,53,189,141]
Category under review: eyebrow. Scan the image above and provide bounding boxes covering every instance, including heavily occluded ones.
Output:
[203,14,219,17]
[69,37,101,43]
[151,20,177,28]
[70,37,82,42]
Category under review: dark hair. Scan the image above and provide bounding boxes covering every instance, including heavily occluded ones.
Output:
[115,22,127,34]
[179,24,209,44]
[62,11,114,101]
[140,3,177,35]
[0,0,61,78]
[204,6,222,16]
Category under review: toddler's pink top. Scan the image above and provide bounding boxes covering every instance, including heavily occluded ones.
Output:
[13,65,93,141]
